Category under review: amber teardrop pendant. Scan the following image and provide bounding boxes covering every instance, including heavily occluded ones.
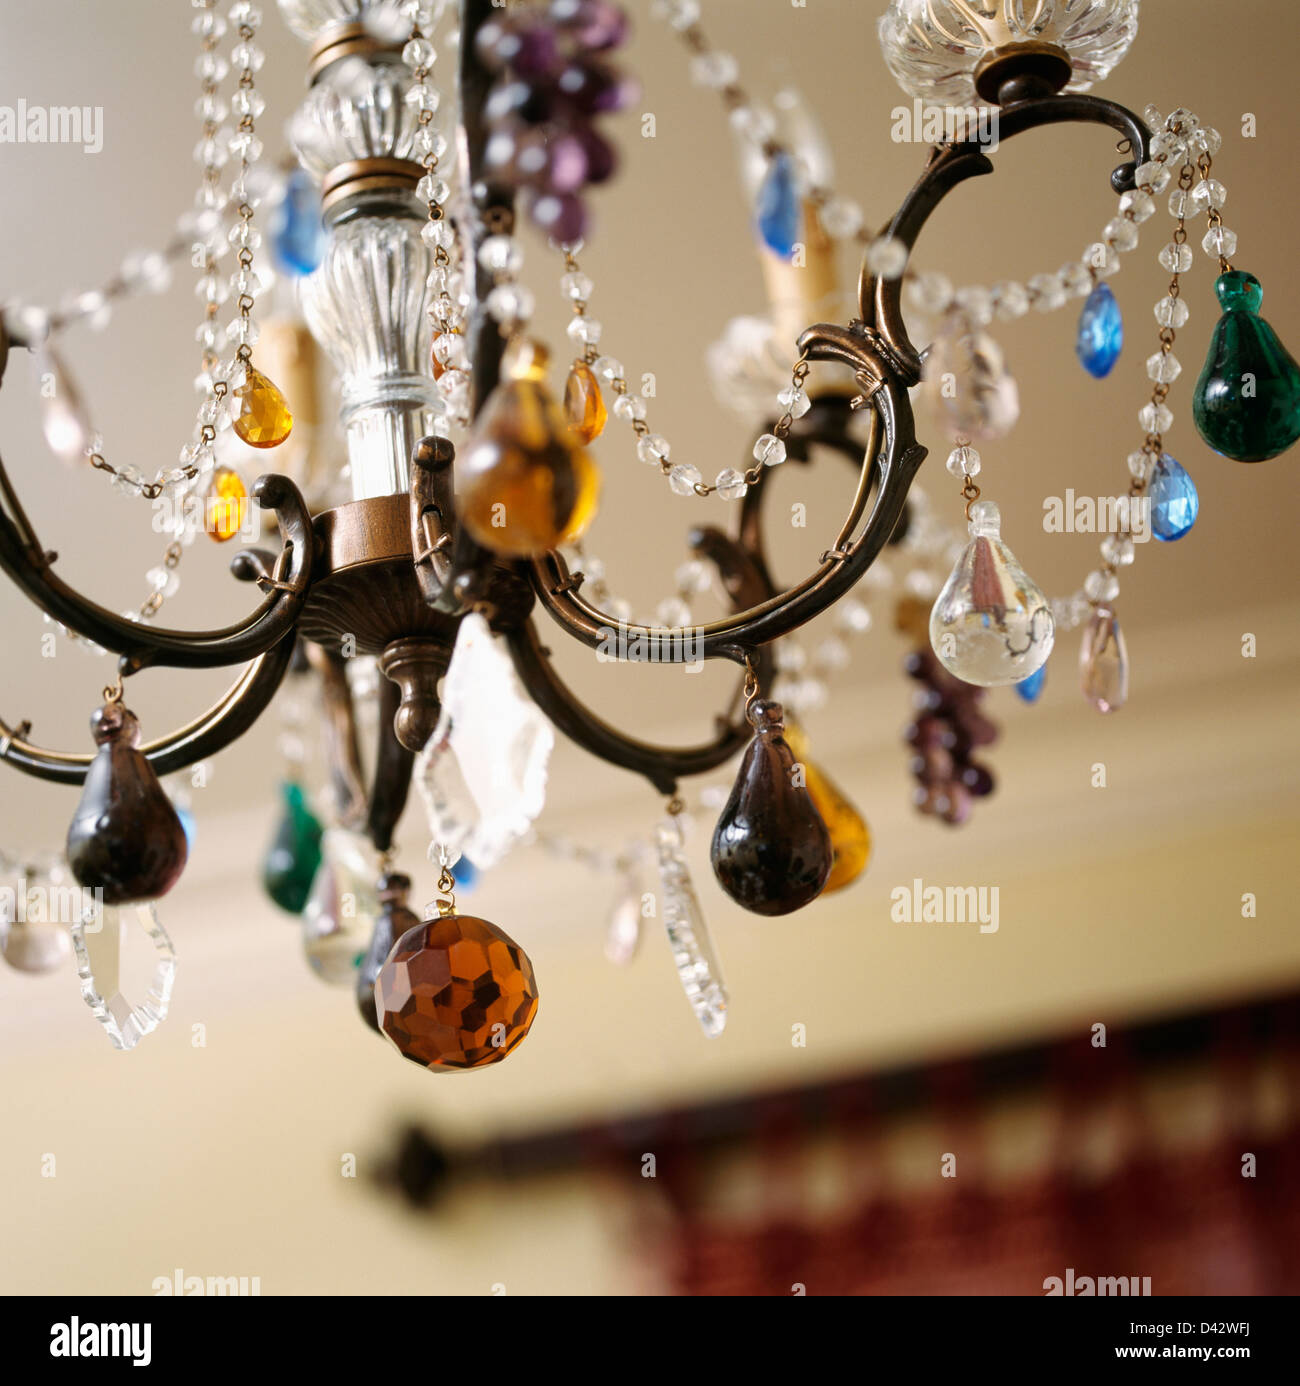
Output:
[232,364,293,449]
[783,723,871,894]
[563,359,607,443]
[356,871,420,1035]
[710,699,833,916]
[457,338,600,557]
[205,467,249,542]
[65,698,188,905]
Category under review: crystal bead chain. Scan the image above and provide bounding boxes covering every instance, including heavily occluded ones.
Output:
[651,0,904,270]
[405,7,469,431]
[225,1,266,379]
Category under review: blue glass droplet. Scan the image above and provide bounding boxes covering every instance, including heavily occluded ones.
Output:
[755,152,801,259]
[1015,663,1047,704]
[1076,282,1123,378]
[271,168,325,277]
[1149,452,1199,540]
[451,856,479,891]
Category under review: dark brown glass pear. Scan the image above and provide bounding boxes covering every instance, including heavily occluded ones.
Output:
[357,872,421,1034]
[65,702,188,904]
[710,699,832,916]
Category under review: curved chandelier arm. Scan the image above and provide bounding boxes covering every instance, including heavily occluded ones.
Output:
[860,92,1154,382]
[529,381,922,662]
[0,455,315,675]
[0,637,297,786]
[366,672,415,854]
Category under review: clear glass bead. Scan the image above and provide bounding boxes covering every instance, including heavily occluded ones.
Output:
[1166,107,1199,133]
[668,464,702,497]
[1100,533,1135,567]
[676,559,712,594]
[1127,449,1151,479]
[1158,242,1193,273]
[991,281,1030,320]
[1133,161,1170,193]
[1058,263,1093,299]
[1082,242,1120,278]
[907,272,954,315]
[1119,189,1155,223]
[1103,217,1139,252]
[560,271,594,301]
[1146,350,1181,384]
[413,126,448,159]
[1138,402,1173,434]
[230,89,265,119]
[819,197,863,239]
[420,219,456,250]
[815,637,850,671]
[1190,126,1222,156]
[1027,272,1066,310]
[613,393,646,422]
[714,467,747,500]
[835,598,872,633]
[195,52,229,82]
[729,104,776,146]
[1084,569,1120,603]
[636,434,670,464]
[1154,294,1189,328]
[953,285,995,325]
[865,235,908,279]
[691,51,739,89]
[477,234,519,273]
[566,315,602,346]
[145,566,181,598]
[111,465,144,495]
[485,283,534,323]
[1142,104,1163,130]
[1168,187,1192,219]
[226,315,258,345]
[192,9,227,38]
[593,355,624,382]
[416,174,450,205]
[231,42,266,73]
[1202,225,1238,258]
[656,596,692,626]
[654,0,701,30]
[753,433,786,466]
[1190,178,1226,213]
[403,36,436,69]
[945,444,980,477]
[778,385,811,418]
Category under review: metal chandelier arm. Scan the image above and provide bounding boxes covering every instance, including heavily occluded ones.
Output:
[0,637,297,786]
[861,92,1154,383]
[0,452,315,674]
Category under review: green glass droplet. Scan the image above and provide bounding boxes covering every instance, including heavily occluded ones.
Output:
[262,781,323,914]
[1192,271,1300,463]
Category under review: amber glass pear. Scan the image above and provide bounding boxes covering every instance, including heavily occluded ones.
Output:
[375,912,539,1070]
[205,467,249,542]
[457,344,600,557]
[710,700,833,916]
[65,703,188,904]
[563,360,607,443]
[232,365,293,448]
[784,723,871,894]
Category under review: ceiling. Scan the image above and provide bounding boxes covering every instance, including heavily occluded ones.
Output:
[1,0,1299,1293]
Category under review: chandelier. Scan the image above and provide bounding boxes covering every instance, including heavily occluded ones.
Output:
[0,0,1295,1068]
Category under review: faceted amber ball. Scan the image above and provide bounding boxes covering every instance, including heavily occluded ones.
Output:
[376,914,539,1071]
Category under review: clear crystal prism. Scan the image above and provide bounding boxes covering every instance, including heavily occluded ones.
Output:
[71,900,176,1050]
[655,816,728,1038]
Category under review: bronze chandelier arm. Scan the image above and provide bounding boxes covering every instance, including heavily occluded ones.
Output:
[528,375,925,662]
[366,673,415,854]
[0,451,315,674]
[0,637,297,786]
[860,92,1154,383]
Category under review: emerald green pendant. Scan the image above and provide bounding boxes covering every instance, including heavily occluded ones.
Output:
[1192,271,1300,462]
[262,781,323,914]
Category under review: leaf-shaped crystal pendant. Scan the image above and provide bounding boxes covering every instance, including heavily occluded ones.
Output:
[262,781,323,914]
[923,318,1020,440]
[655,815,727,1037]
[232,365,294,449]
[71,899,176,1050]
[356,872,419,1033]
[457,339,601,557]
[1076,281,1123,378]
[375,911,540,1071]
[710,699,833,916]
[1192,271,1300,462]
[301,828,378,985]
[783,723,870,895]
[755,151,801,258]
[604,869,642,966]
[1149,452,1199,540]
[32,342,92,464]
[929,501,1054,687]
[1080,606,1128,713]
[1015,662,1047,704]
[414,612,554,869]
[65,702,188,905]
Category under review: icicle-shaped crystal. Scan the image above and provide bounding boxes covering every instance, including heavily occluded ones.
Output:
[32,342,92,464]
[70,899,176,1050]
[655,815,727,1038]
[604,868,642,966]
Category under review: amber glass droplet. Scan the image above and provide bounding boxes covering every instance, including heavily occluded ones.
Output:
[564,360,607,443]
[710,699,833,916]
[357,872,421,1034]
[205,467,249,542]
[65,702,188,905]
[232,365,294,449]
[457,346,600,556]
[783,723,871,894]
[375,912,539,1070]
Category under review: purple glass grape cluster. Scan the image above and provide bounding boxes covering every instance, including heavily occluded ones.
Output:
[475,0,634,245]
[903,647,999,827]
